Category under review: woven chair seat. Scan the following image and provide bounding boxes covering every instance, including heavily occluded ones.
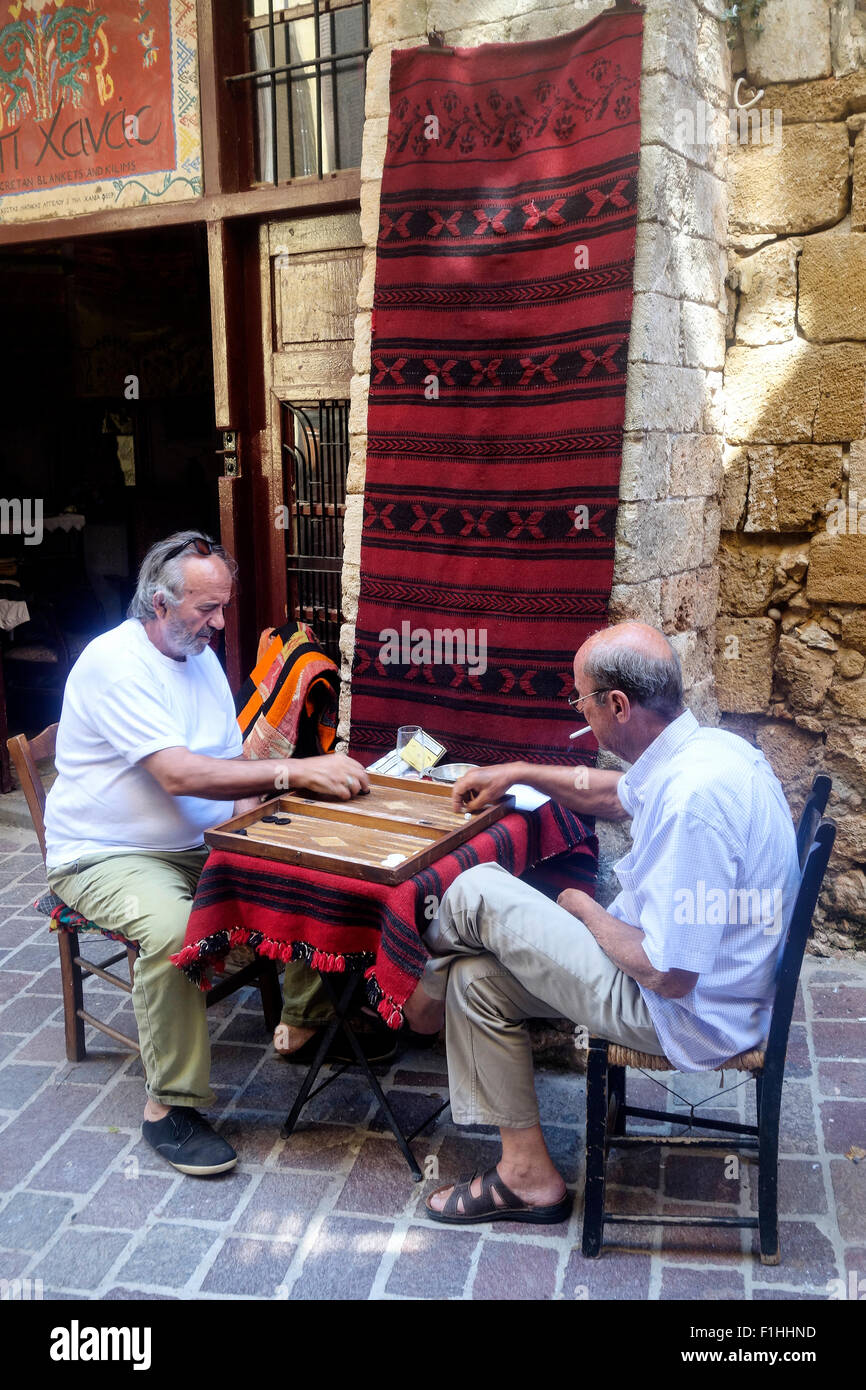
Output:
[606,1042,766,1073]
[35,891,137,947]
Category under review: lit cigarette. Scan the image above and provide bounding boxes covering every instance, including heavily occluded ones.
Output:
[569,725,592,740]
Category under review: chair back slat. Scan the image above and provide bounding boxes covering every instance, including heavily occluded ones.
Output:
[795,773,831,870]
[764,818,835,1080]
[6,723,58,864]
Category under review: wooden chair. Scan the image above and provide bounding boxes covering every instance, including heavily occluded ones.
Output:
[7,724,282,1063]
[581,774,835,1266]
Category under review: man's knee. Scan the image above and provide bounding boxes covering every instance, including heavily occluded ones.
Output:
[441,862,512,923]
[128,899,193,959]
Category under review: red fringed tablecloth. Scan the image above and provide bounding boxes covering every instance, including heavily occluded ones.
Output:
[349,11,643,770]
[173,802,597,1027]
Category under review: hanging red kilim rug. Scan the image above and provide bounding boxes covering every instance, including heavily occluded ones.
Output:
[350,10,643,769]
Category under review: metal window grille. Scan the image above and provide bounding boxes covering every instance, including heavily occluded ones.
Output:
[232,1,370,184]
[280,399,349,663]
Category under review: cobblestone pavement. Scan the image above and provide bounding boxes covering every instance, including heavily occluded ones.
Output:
[0,823,864,1302]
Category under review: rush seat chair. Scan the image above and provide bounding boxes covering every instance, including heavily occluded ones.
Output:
[7,724,282,1062]
[581,774,835,1266]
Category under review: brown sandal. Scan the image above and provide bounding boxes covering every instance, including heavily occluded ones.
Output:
[425,1167,572,1226]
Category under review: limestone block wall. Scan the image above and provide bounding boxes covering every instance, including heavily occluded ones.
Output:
[717,0,866,948]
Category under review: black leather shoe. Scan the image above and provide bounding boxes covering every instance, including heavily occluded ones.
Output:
[141,1108,237,1176]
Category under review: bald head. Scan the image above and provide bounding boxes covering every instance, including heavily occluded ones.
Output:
[577,622,684,722]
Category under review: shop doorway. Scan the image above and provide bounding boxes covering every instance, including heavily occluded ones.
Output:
[0,224,218,735]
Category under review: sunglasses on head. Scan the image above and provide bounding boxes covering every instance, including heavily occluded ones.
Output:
[164,536,214,563]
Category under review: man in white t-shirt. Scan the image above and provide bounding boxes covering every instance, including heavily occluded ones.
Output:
[45,531,371,1176]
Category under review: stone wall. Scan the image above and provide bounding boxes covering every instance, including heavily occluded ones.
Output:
[718,0,866,948]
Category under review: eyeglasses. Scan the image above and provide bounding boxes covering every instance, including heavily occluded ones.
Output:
[567,688,608,711]
[163,536,214,564]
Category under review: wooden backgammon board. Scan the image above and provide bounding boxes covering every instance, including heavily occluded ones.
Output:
[205,773,515,885]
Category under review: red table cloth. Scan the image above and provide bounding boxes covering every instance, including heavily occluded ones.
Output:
[173,802,597,1027]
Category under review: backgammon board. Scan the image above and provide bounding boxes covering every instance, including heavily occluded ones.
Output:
[205,773,515,885]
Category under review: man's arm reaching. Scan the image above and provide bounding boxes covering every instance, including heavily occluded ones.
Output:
[451,760,629,821]
[558,888,699,1000]
[140,747,370,803]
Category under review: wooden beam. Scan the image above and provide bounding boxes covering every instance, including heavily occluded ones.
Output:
[0,171,361,247]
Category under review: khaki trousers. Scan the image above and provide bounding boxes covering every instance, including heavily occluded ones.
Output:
[423,863,664,1129]
[48,849,214,1108]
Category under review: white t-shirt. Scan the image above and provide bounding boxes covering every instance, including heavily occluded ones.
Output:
[45,618,242,870]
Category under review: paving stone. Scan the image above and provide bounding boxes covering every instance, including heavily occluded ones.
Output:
[812,1022,865,1058]
[0,1084,101,1189]
[0,1192,74,1251]
[0,885,43,906]
[13,1026,69,1063]
[471,1237,559,1300]
[752,1287,821,1299]
[434,1132,501,1186]
[0,971,34,1005]
[0,994,60,1032]
[781,1023,812,1079]
[208,1042,265,1087]
[86,1079,150,1129]
[810,987,866,1019]
[336,1135,422,1217]
[159,1169,252,1224]
[219,1012,277,1045]
[751,1220,839,1288]
[660,1205,746,1262]
[303,1073,378,1126]
[75,1173,174,1229]
[0,1251,31,1279]
[57,1055,130,1087]
[392,1069,449,1088]
[0,1034,21,1064]
[667,1071,741,1111]
[664,1153,741,1205]
[820,1101,866,1155]
[562,1245,650,1299]
[830,1159,866,1241]
[292,1215,391,1300]
[659,1266,746,1299]
[792,986,806,1022]
[370,1088,446,1138]
[235,1171,332,1238]
[0,1064,54,1109]
[200,1237,296,1296]
[32,1228,131,1291]
[31,1128,130,1193]
[534,1072,582,1127]
[102,1286,178,1300]
[746,1158,828,1217]
[385,1224,477,1298]
[0,920,43,949]
[818,1061,866,1099]
[115,1223,217,1287]
[212,1112,283,1166]
[276,1123,360,1173]
[236,1055,306,1113]
[541,1124,581,1185]
[2,944,63,974]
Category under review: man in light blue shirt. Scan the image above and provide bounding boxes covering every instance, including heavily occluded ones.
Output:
[411,622,800,1226]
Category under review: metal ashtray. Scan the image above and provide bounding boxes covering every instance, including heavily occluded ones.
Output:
[428,762,479,784]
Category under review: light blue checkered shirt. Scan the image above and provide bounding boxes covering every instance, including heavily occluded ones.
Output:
[607,709,800,1071]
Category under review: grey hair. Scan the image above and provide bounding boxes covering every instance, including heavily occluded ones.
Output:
[127,530,238,622]
[583,636,684,720]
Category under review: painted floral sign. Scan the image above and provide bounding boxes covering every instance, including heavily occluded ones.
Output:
[0,0,201,222]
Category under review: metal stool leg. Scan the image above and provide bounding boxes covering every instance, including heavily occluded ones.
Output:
[281,972,357,1140]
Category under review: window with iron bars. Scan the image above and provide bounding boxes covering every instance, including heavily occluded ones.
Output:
[280,400,349,664]
[231,1,370,184]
